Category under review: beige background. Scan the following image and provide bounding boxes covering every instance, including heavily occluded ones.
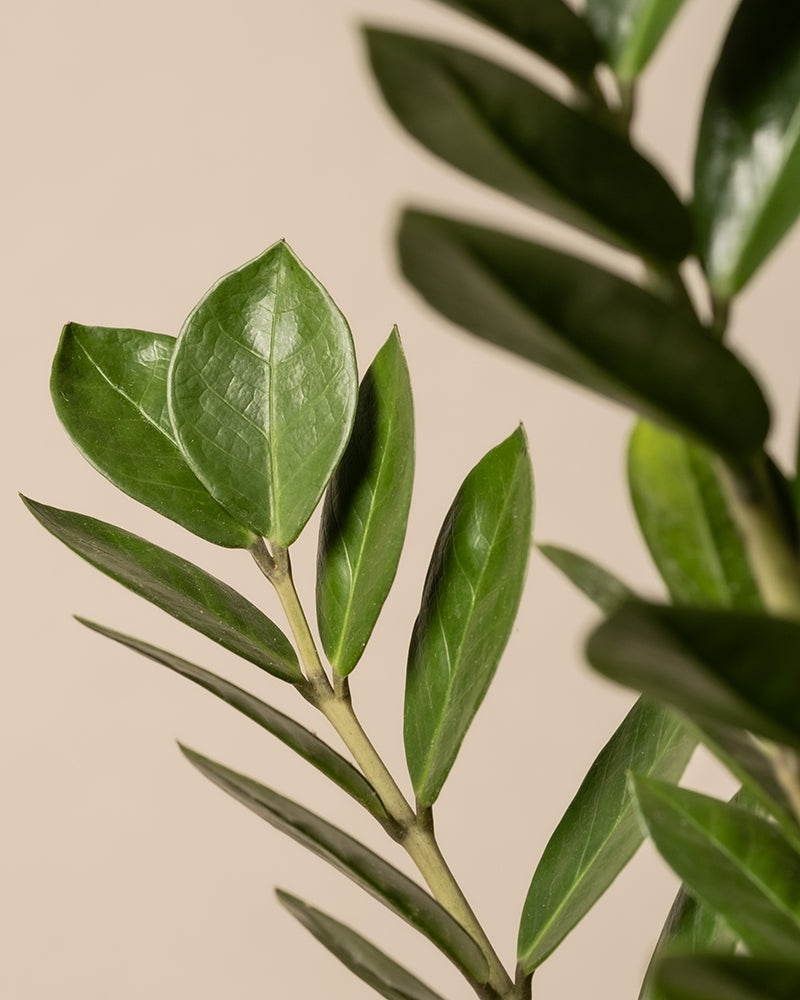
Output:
[4,1,799,998]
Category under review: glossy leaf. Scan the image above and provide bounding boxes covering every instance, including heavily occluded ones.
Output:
[628,420,761,609]
[399,211,769,458]
[23,497,301,683]
[277,890,447,1000]
[430,0,601,84]
[405,427,533,806]
[168,241,357,545]
[366,31,691,263]
[694,1,800,298]
[77,619,389,825]
[584,0,688,80]
[538,544,634,615]
[317,329,414,676]
[50,324,255,549]
[632,777,800,960]
[517,698,694,972]
[588,600,800,749]
[656,955,800,1000]
[181,747,490,985]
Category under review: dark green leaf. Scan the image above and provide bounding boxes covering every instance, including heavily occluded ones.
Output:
[694,1,800,298]
[632,777,800,960]
[656,955,800,1000]
[366,31,691,263]
[584,0,688,79]
[168,241,357,545]
[277,890,447,1000]
[399,211,769,458]
[628,420,762,609]
[405,428,533,806]
[317,329,414,676]
[181,747,490,985]
[538,544,634,615]
[517,698,694,972]
[50,323,255,549]
[588,600,800,749]
[22,496,301,683]
[429,0,601,84]
[77,619,388,824]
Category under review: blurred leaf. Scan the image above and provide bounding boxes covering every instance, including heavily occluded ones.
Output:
[77,619,388,825]
[168,241,357,545]
[632,778,800,960]
[405,428,533,806]
[366,31,691,263]
[694,1,800,298]
[588,600,800,748]
[277,890,447,1000]
[181,747,490,985]
[22,497,300,683]
[584,0,688,80]
[51,324,255,548]
[538,544,634,614]
[628,420,762,608]
[656,954,800,1000]
[399,211,769,458]
[317,329,414,676]
[517,698,694,972]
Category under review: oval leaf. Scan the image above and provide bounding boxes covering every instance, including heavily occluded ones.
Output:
[517,698,695,973]
[629,420,762,609]
[168,241,357,545]
[656,955,800,1000]
[277,890,447,1000]
[398,211,770,458]
[22,496,301,683]
[538,544,634,615]
[366,31,691,263]
[694,1,800,298]
[584,0,688,80]
[50,323,255,548]
[181,747,490,985]
[317,329,415,676]
[405,427,533,807]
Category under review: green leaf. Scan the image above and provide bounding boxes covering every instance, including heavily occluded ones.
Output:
[168,241,358,545]
[22,496,301,683]
[181,747,490,985]
[398,211,770,458]
[517,697,695,973]
[628,420,762,609]
[538,544,634,615]
[428,0,601,85]
[405,427,533,806]
[656,955,800,1000]
[584,0,688,80]
[317,329,414,676]
[76,619,388,825]
[694,1,800,299]
[366,31,691,264]
[632,777,800,961]
[587,600,800,749]
[50,323,255,549]
[277,890,447,1000]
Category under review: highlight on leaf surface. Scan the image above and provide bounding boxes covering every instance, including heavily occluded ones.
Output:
[584,0,689,80]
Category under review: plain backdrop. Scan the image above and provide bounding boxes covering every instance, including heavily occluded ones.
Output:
[4,2,799,998]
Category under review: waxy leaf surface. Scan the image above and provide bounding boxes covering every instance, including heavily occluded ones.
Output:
[656,955,800,1000]
[168,241,357,545]
[694,1,800,298]
[23,497,300,683]
[405,428,533,806]
[182,748,489,984]
[632,778,800,960]
[367,31,690,263]
[277,891,447,1000]
[399,211,769,458]
[317,330,414,676]
[539,544,634,615]
[517,698,694,972]
[584,0,688,79]
[51,324,254,548]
